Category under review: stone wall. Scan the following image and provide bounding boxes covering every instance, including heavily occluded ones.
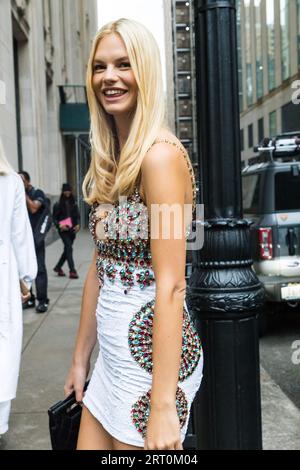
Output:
[0,0,97,194]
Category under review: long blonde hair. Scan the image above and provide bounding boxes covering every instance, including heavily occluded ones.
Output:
[0,138,13,174]
[83,18,166,205]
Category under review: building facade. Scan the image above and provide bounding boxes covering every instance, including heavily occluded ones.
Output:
[238,0,300,163]
[165,1,300,167]
[0,0,97,202]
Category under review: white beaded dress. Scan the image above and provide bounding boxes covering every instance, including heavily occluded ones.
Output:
[82,139,204,447]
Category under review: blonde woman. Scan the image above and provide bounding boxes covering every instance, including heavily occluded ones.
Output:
[64,18,203,451]
[0,139,37,436]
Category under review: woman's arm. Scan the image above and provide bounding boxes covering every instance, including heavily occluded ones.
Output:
[141,143,188,450]
[12,175,37,288]
[64,248,99,401]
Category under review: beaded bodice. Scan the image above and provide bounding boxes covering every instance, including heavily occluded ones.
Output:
[89,139,197,293]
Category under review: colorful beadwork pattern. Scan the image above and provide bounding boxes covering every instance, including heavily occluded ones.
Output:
[89,188,153,293]
[136,269,155,290]
[131,386,188,438]
[128,298,202,382]
[89,184,193,292]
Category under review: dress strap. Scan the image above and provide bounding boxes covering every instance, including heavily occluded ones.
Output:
[147,139,197,212]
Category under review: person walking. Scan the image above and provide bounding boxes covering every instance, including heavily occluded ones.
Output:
[18,171,50,313]
[52,183,80,279]
[64,18,203,451]
[0,139,37,436]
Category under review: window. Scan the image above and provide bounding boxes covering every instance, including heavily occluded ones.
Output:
[242,174,261,213]
[179,120,193,140]
[280,0,290,80]
[266,0,276,91]
[245,0,253,106]
[255,0,263,99]
[177,52,191,72]
[176,29,190,49]
[178,76,191,94]
[240,129,244,152]
[269,111,277,137]
[258,117,264,143]
[275,172,300,211]
[282,101,300,132]
[176,4,189,24]
[248,124,253,148]
[178,99,192,117]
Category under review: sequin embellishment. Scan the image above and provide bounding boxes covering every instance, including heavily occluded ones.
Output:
[131,387,188,438]
[128,299,202,382]
[89,188,153,292]
[136,269,155,290]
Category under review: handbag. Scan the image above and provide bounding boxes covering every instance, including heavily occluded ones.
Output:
[48,381,89,450]
[59,216,73,229]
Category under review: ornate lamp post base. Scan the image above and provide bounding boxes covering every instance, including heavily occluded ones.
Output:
[188,218,264,449]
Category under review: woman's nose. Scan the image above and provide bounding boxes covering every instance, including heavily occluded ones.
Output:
[102,65,118,82]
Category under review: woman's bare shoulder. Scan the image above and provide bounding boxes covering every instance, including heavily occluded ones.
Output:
[142,128,187,172]
[156,128,182,146]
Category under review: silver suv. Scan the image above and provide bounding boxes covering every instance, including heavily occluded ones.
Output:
[242,132,300,333]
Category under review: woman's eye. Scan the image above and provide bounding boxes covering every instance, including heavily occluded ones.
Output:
[93,64,105,72]
[119,62,130,68]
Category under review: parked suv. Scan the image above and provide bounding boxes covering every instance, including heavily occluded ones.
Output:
[242,131,300,333]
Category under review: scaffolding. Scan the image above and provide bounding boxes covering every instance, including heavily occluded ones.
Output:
[172,0,199,182]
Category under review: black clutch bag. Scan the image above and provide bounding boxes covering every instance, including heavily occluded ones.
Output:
[48,381,89,450]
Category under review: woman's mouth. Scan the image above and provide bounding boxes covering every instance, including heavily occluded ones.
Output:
[102,89,128,102]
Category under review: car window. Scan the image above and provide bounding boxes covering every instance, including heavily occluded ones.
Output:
[275,171,300,211]
[242,173,261,213]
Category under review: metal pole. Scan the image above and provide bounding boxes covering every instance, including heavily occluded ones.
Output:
[75,134,81,216]
[188,0,264,449]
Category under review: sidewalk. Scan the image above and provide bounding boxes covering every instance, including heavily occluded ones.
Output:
[1,230,300,450]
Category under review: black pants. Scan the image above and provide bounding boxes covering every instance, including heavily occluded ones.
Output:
[33,240,48,303]
[56,231,76,272]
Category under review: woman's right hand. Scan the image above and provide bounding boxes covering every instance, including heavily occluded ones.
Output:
[21,292,31,303]
[64,362,90,403]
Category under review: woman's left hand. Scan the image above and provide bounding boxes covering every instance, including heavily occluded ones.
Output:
[144,404,183,450]
[74,225,80,233]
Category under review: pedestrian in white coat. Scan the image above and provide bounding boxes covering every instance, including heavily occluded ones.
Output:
[0,139,37,435]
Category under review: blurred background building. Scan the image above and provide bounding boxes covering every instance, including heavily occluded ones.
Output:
[164,0,300,170]
[237,0,300,164]
[0,0,97,223]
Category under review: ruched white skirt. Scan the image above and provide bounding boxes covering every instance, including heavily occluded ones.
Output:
[83,267,203,448]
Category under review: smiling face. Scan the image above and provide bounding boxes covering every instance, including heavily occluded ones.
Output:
[92,33,138,117]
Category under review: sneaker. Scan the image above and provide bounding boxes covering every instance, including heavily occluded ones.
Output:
[53,267,66,277]
[22,298,36,309]
[36,301,49,314]
[69,271,79,279]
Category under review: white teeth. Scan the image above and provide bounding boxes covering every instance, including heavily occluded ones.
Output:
[104,89,126,96]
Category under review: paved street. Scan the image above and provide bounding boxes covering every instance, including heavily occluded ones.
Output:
[260,308,300,410]
[0,230,299,450]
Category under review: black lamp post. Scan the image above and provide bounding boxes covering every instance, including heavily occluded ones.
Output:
[187,0,265,449]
